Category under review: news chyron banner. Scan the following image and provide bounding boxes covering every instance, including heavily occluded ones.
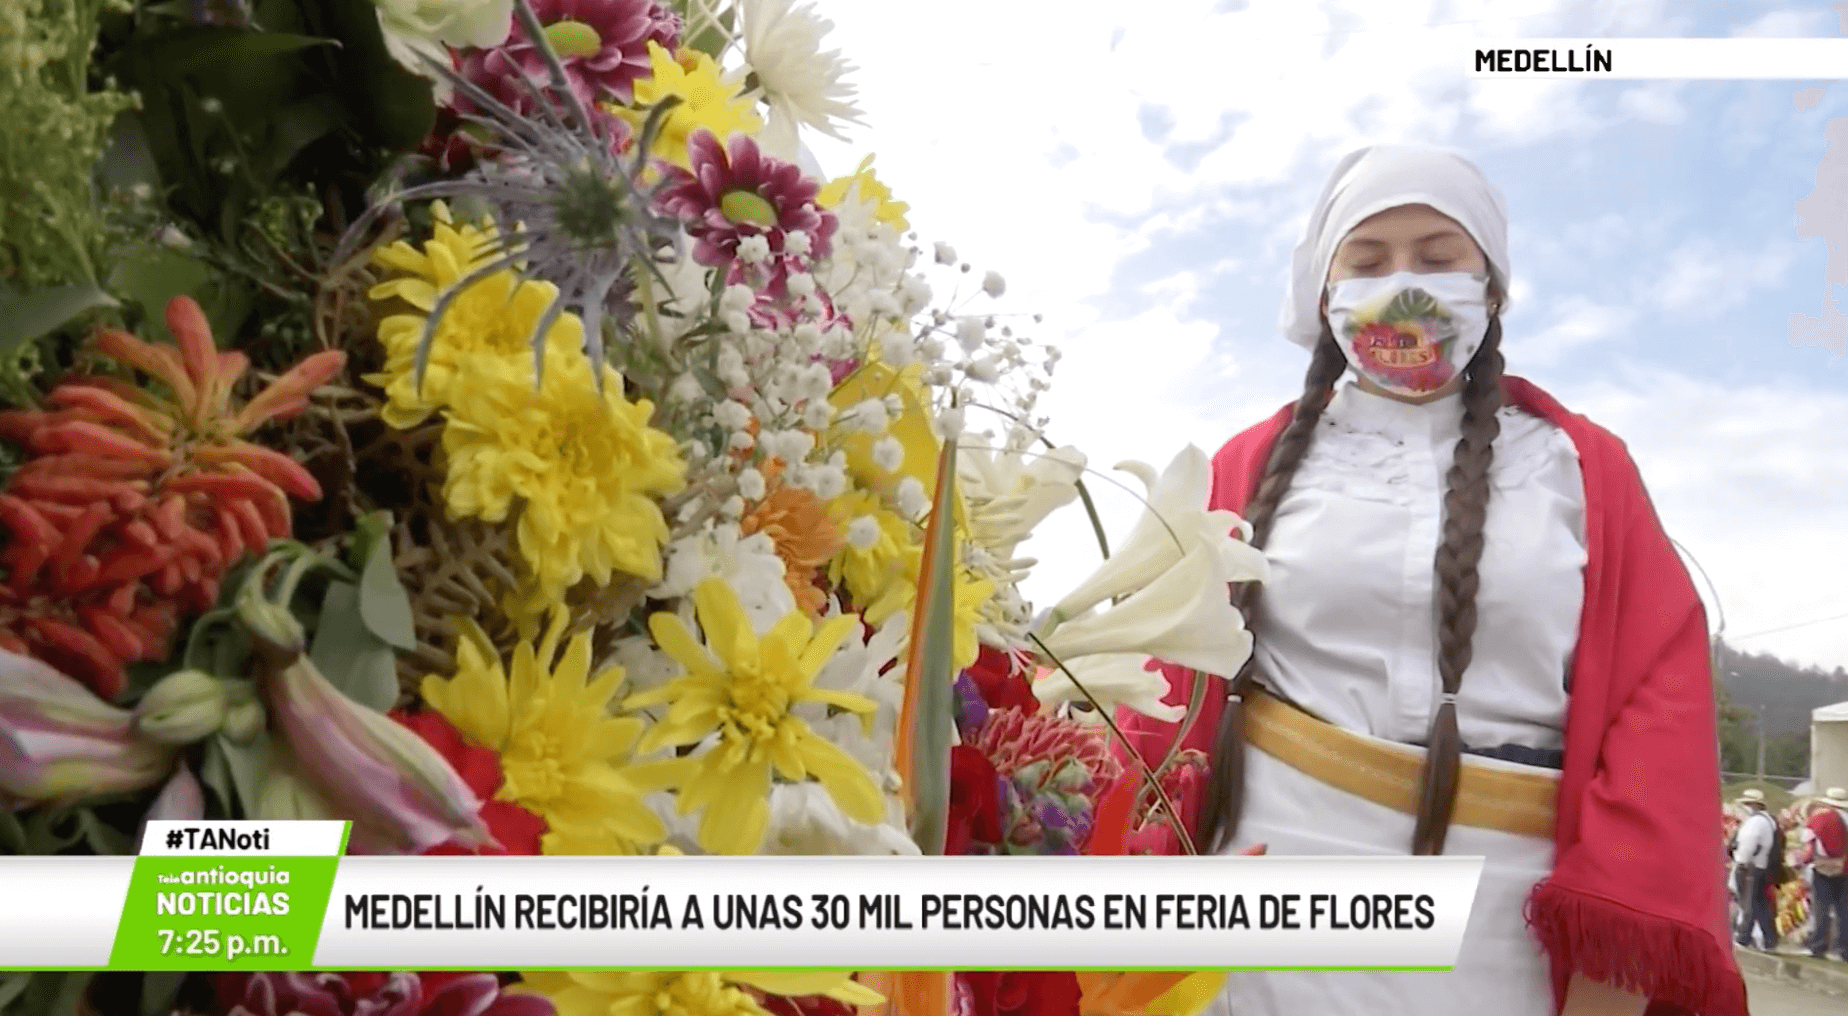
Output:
[0,822,1484,971]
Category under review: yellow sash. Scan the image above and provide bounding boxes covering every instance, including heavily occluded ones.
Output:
[1243,688,1558,839]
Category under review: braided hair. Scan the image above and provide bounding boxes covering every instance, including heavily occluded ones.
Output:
[1196,303,1508,856]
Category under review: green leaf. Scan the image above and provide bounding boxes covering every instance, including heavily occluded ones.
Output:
[310,580,401,711]
[0,973,32,1013]
[908,436,962,857]
[349,509,391,570]
[76,809,130,856]
[105,243,213,342]
[198,736,236,816]
[217,733,268,819]
[357,525,416,652]
[98,112,162,192]
[0,809,26,855]
[23,809,85,854]
[1380,287,1441,323]
[0,286,120,358]
[46,972,91,1016]
[140,971,186,1016]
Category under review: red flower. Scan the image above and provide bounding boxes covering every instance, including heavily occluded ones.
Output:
[392,710,546,856]
[965,645,1036,715]
[959,972,1082,1016]
[946,744,1004,855]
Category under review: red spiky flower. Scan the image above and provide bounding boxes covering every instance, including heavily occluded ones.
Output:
[0,297,345,700]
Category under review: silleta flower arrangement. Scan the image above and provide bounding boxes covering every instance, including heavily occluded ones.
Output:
[0,2,1266,1016]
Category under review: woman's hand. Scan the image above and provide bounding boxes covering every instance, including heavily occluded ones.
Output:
[1559,972,1648,1016]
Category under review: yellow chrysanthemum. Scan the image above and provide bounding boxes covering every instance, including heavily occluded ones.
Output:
[623,578,883,855]
[621,42,764,168]
[826,488,918,623]
[818,154,909,232]
[441,350,687,617]
[420,609,668,854]
[884,559,993,672]
[365,202,581,429]
[517,971,880,1016]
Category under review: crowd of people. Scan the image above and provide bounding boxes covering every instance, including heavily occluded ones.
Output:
[1727,786,1848,959]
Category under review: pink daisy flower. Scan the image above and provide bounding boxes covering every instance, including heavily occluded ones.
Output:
[460,0,679,112]
[654,129,838,295]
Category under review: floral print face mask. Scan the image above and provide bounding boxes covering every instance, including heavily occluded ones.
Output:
[1323,271,1493,397]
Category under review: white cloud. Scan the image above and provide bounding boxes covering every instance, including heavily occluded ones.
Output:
[1554,366,1848,670]
[1618,82,1687,125]
[1729,8,1836,38]
[1501,295,1636,367]
[1651,237,1796,315]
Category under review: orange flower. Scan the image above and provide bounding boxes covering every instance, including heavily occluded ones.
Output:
[0,297,345,698]
[739,462,845,617]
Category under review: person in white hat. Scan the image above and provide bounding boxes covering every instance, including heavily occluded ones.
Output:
[1105,144,1741,1016]
[1802,787,1848,959]
[1730,788,1779,951]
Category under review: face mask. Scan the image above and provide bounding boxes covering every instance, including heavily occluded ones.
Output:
[1323,271,1492,397]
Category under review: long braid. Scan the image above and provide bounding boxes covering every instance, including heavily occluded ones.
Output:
[1196,327,1347,854]
[1410,314,1506,855]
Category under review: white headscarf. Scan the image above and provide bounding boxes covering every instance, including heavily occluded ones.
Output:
[1279,144,1513,350]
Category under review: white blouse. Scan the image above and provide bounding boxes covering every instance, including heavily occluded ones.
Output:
[1250,381,1587,754]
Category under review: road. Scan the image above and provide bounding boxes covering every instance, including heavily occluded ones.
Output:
[1746,975,1846,1015]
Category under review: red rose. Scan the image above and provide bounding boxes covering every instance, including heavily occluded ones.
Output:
[960,972,1082,1016]
[392,710,546,856]
[966,646,1036,714]
[946,745,1005,855]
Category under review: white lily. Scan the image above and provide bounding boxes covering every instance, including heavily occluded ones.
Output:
[1038,542,1255,681]
[958,442,1087,560]
[1032,653,1184,724]
[1049,445,1266,623]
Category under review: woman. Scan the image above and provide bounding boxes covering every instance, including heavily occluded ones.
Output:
[1105,145,1743,1016]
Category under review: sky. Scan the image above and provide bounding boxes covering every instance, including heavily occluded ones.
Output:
[799,0,1848,675]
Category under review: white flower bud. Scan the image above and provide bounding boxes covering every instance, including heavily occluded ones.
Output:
[787,272,817,297]
[736,235,772,264]
[872,435,905,473]
[738,468,767,500]
[934,242,958,265]
[982,271,1007,298]
[897,477,929,518]
[713,399,753,431]
[956,317,986,353]
[848,516,881,550]
[785,230,813,257]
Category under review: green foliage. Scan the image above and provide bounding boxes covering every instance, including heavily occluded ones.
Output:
[0,0,137,290]
[1716,640,1846,778]
[99,0,435,246]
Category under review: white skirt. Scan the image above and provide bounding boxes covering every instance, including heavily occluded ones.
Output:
[1207,735,1559,1016]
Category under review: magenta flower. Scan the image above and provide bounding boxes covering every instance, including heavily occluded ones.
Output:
[459,0,679,111]
[655,129,839,293]
[217,972,553,1016]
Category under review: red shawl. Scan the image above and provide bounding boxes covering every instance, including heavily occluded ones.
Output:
[1104,376,1745,1016]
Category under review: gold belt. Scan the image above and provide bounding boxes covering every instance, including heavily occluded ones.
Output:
[1242,687,1559,840]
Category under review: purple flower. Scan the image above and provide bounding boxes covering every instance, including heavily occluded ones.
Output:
[953,671,989,742]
